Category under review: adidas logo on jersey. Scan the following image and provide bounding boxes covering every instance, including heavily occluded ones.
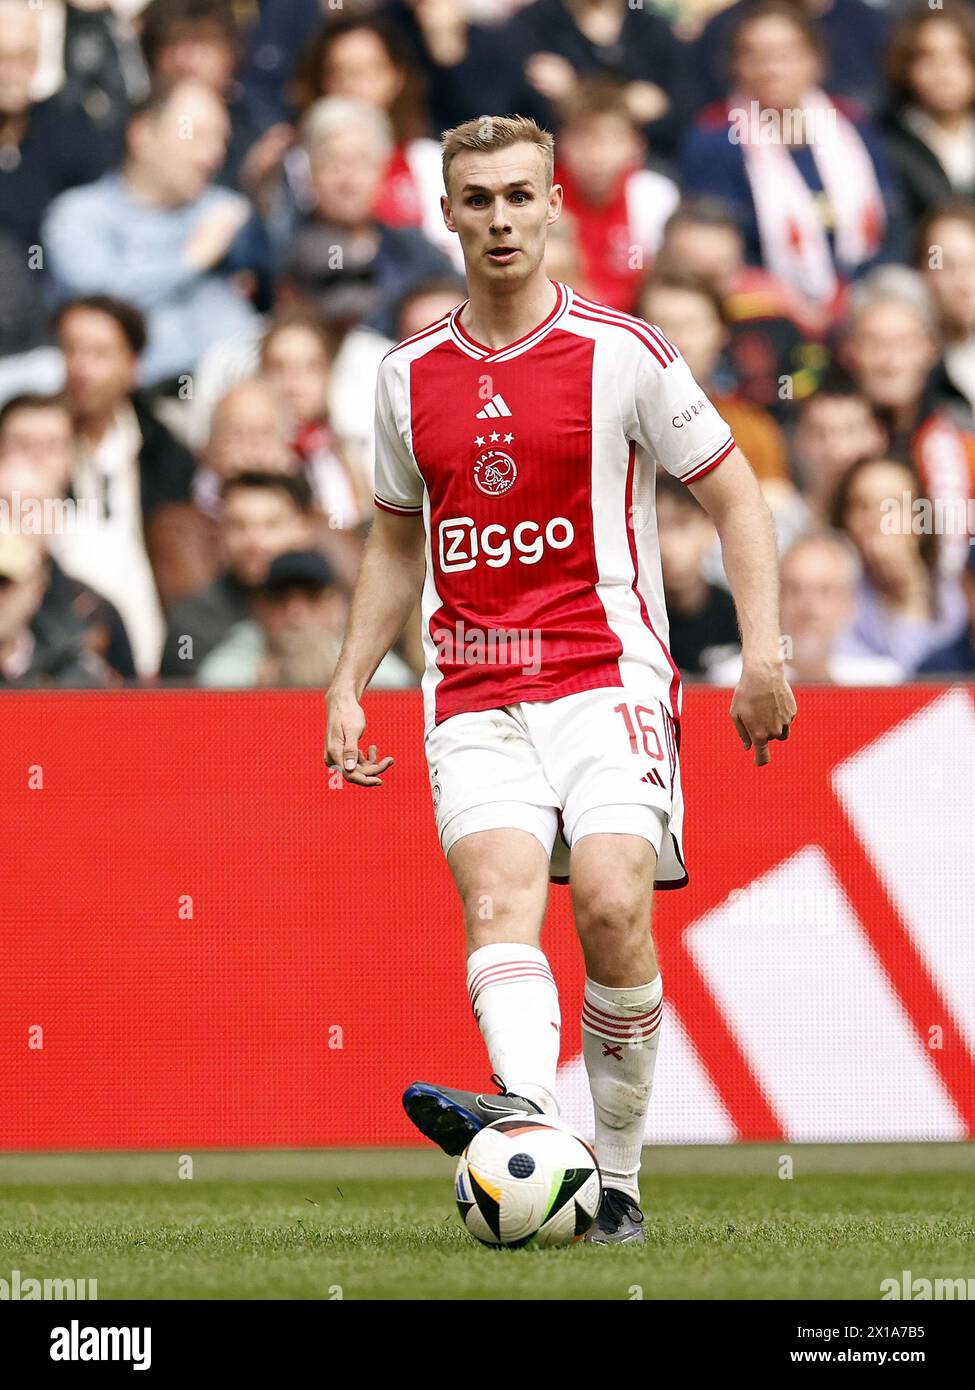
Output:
[475,394,512,419]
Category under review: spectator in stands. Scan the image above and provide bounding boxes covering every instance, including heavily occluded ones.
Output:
[0,388,165,672]
[185,269,464,495]
[641,269,792,485]
[195,378,294,519]
[281,96,454,340]
[839,267,975,572]
[55,294,197,674]
[197,377,365,589]
[259,313,369,529]
[0,391,74,497]
[880,6,975,229]
[0,447,135,680]
[160,471,315,680]
[384,0,524,136]
[656,198,828,417]
[504,0,689,157]
[0,229,51,360]
[198,546,415,688]
[60,0,148,152]
[237,0,324,127]
[139,0,290,198]
[710,530,905,685]
[0,530,111,687]
[792,373,888,522]
[42,79,263,385]
[291,15,458,268]
[554,79,678,312]
[831,455,968,672]
[656,473,741,676]
[0,0,112,253]
[917,200,975,423]
[917,538,975,675]
[680,4,903,318]
[689,0,891,115]
[392,275,465,344]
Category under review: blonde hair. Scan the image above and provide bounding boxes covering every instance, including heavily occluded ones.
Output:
[441,115,554,194]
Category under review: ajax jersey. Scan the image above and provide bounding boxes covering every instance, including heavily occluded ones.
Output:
[373,280,736,730]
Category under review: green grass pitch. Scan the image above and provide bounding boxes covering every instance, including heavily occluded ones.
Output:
[2,1144,973,1300]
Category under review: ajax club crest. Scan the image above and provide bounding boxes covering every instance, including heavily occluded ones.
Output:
[473,447,518,497]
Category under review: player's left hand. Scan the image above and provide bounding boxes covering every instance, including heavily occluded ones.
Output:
[730,661,796,767]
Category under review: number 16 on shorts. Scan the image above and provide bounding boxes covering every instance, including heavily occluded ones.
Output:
[613,700,675,792]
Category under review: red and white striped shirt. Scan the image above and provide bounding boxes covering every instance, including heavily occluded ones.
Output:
[373,281,736,729]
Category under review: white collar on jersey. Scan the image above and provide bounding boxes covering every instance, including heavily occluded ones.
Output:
[447,280,573,362]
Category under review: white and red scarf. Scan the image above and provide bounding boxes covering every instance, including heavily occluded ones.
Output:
[731,89,885,307]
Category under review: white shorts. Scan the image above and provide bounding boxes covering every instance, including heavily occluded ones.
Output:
[424,682,687,887]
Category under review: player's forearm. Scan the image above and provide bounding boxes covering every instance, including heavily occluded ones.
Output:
[718,501,782,668]
[691,453,782,668]
[331,523,426,700]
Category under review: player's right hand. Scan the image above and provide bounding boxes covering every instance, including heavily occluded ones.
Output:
[325,691,394,787]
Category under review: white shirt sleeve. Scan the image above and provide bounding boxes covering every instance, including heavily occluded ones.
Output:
[372,356,425,515]
[630,333,736,485]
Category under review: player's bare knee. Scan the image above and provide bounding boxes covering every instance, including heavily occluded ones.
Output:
[574,890,647,944]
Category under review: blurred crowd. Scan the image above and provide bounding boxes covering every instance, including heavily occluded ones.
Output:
[0,0,974,690]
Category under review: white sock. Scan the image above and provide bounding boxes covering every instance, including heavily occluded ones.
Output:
[581,974,663,1203]
[466,943,561,1116]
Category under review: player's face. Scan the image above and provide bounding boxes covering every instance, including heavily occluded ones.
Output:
[442,144,562,286]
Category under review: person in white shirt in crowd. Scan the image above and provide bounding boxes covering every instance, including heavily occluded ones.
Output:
[54,294,197,675]
[710,531,905,687]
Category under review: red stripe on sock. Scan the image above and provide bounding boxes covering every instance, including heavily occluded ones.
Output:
[582,1008,661,1041]
[582,998,662,1027]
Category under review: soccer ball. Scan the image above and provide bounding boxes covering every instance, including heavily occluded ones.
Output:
[454,1116,602,1248]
